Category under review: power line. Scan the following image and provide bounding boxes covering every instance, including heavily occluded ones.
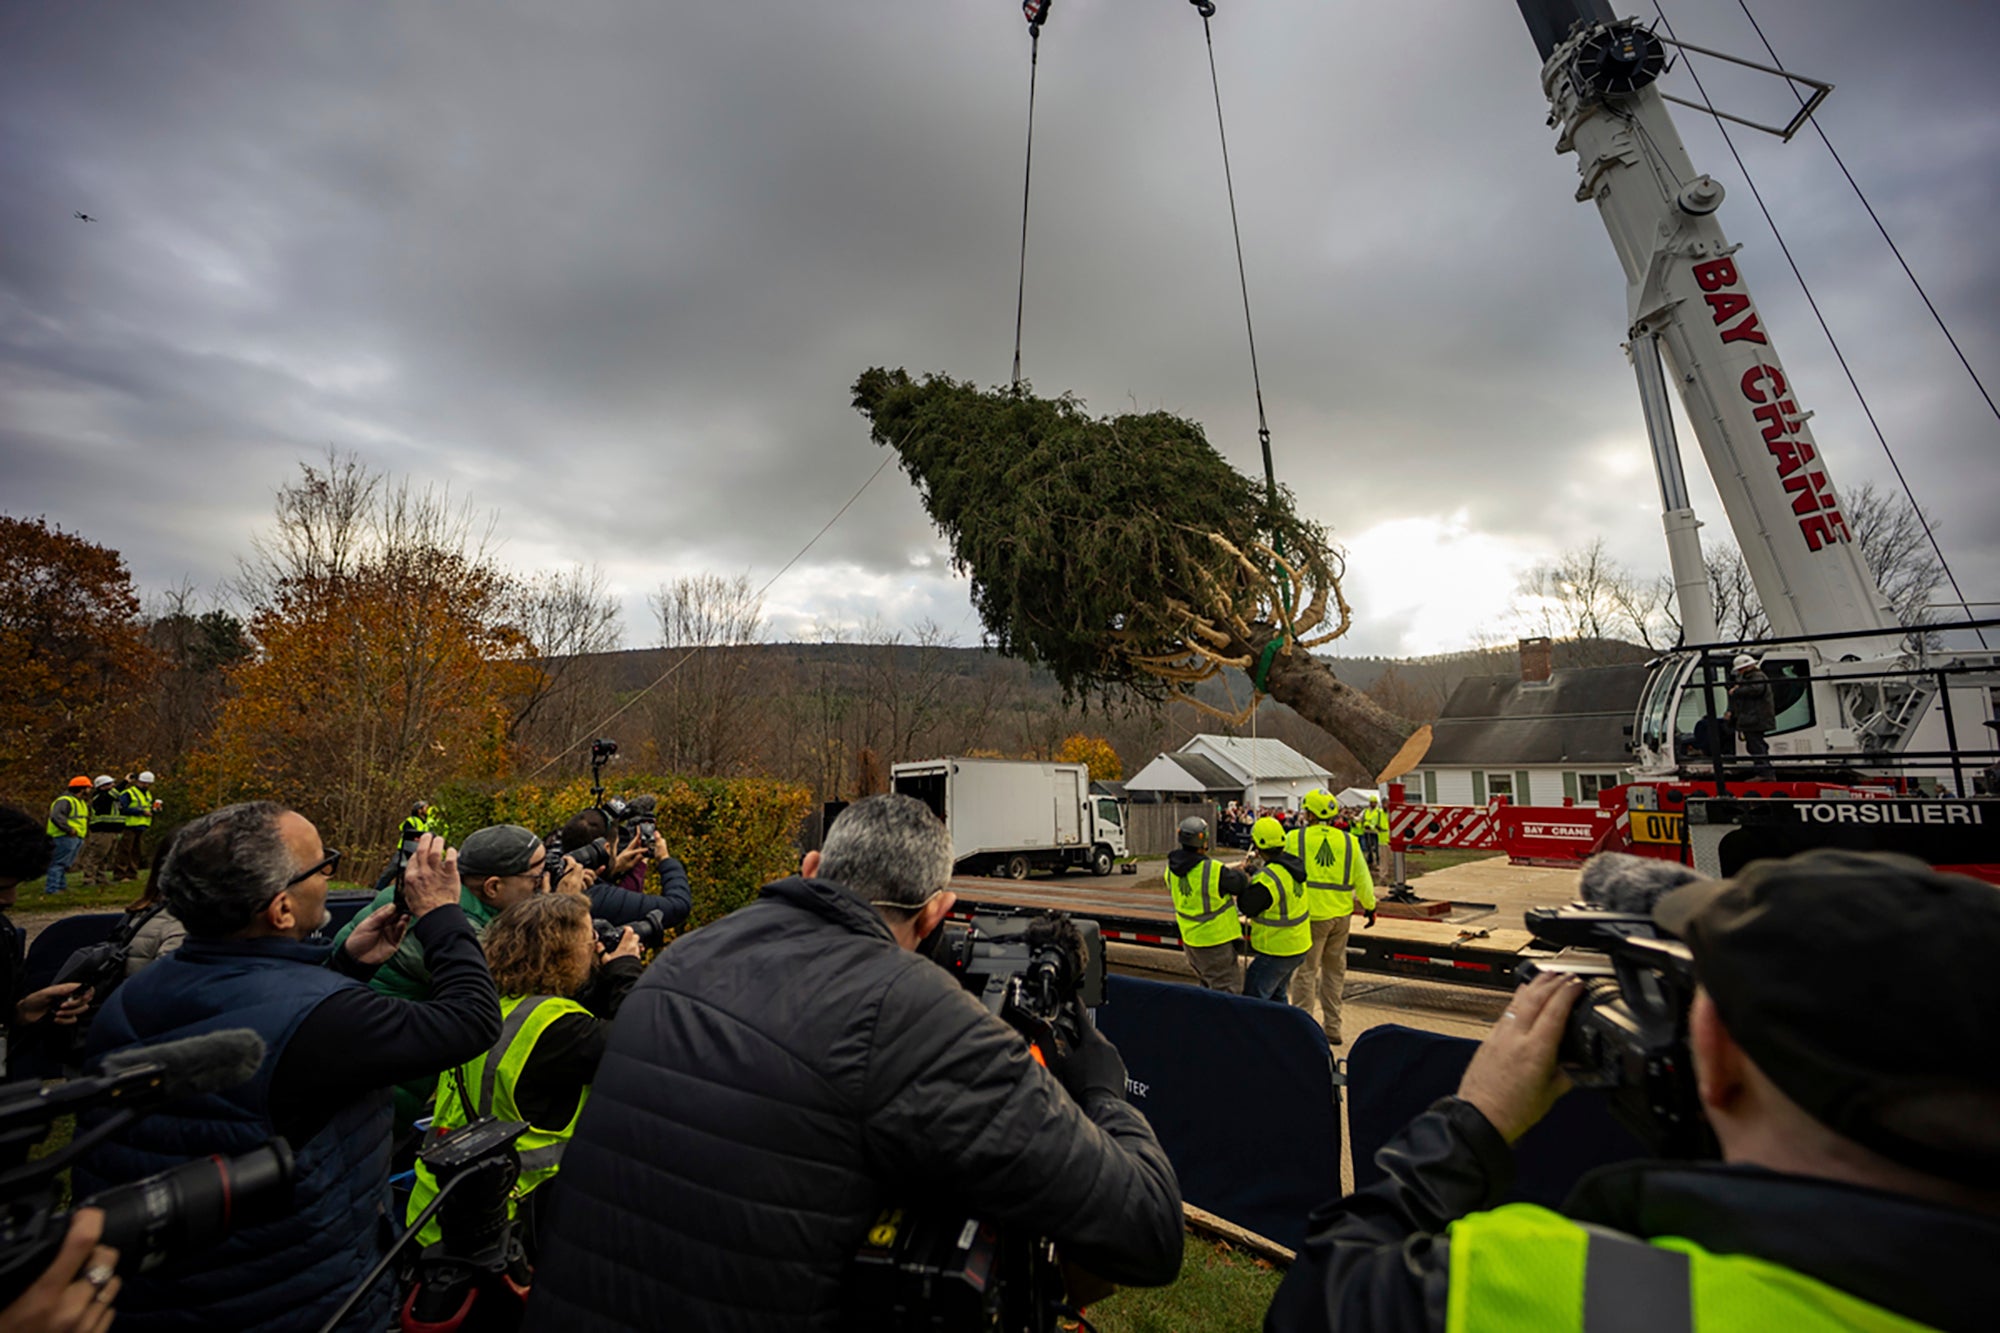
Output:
[517,446,901,785]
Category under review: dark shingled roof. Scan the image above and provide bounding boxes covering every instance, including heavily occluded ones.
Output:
[1422,663,1650,767]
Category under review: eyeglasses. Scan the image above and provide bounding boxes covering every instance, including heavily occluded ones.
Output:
[285,848,342,888]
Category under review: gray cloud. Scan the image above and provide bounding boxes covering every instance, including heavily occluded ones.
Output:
[2,0,1994,659]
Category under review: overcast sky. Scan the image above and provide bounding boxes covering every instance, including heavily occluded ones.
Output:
[3,0,1995,658]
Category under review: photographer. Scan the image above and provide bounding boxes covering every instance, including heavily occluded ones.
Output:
[1266,850,2000,1333]
[526,793,1182,1331]
[554,808,692,930]
[0,1207,119,1333]
[406,893,642,1258]
[74,802,501,1332]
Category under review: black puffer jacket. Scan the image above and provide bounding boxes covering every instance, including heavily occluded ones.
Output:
[525,875,1183,1332]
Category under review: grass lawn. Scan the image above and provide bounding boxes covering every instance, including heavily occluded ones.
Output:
[1085,1236,1285,1332]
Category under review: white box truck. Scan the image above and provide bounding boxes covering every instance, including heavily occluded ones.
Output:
[891,757,1129,879]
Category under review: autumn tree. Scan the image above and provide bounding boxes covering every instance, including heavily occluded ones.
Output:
[852,369,1414,773]
[0,515,157,804]
[137,583,252,775]
[190,459,534,851]
[1055,733,1123,783]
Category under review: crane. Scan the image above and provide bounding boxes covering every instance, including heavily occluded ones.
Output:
[1514,1,1996,810]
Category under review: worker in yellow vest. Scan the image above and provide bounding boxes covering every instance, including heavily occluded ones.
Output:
[75,775,124,884]
[1359,794,1390,872]
[408,893,642,1267]
[43,777,92,895]
[1240,815,1311,1002]
[1286,790,1376,1046]
[111,771,159,881]
[1267,849,1999,1333]
[1164,816,1249,994]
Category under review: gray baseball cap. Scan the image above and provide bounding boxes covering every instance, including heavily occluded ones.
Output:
[456,825,544,878]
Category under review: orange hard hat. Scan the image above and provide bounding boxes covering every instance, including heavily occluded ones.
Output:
[67,775,92,789]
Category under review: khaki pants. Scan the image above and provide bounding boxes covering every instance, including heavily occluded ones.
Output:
[1288,914,1353,1043]
[1182,939,1243,995]
[74,829,121,883]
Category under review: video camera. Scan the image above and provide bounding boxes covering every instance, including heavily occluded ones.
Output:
[847,911,1107,1332]
[593,908,669,954]
[0,1030,294,1306]
[1517,905,1713,1158]
[926,911,1105,1066]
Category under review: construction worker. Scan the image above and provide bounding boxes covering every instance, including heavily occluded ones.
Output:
[112,772,159,881]
[1241,815,1312,1002]
[1359,794,1390,872]
[377,800,437,891]
[1287,790,1377,1046]
[43,777,92,895]
[1165,816,1249,994]
[75,775,124,884]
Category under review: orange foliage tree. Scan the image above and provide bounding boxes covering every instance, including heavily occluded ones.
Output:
[0,515,157,805]
[187,459,541,852]
[1055,732,1123,783]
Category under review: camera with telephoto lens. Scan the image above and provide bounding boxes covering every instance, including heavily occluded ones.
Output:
[0,1030,294,1306]
[1516,905,1713,1158]
[593,908,668,953]
[395,1115,531,1331]
[846,911,1107,1332]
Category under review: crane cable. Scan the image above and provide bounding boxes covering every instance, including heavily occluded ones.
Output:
[1190,0,1292,694]
[1010,8,1048,393]
[1651,2,1988,649]
[1736,0,2000,431]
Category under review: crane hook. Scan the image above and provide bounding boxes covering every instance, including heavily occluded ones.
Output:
[1189,0,1216,17]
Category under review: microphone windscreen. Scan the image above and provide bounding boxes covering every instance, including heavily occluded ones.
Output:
[1577,853,1704,914]
[97,1028,268,1097]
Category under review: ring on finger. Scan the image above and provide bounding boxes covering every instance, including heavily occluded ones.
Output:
[84,1263,114,1289]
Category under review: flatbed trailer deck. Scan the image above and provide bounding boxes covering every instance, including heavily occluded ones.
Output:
[948,874,1539,993]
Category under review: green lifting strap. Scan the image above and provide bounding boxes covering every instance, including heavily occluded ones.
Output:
[1251,634,1286,693]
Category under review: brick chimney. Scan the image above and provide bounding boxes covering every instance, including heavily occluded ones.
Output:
[1519,636,1553,684]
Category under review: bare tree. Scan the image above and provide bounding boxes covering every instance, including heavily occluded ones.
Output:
[1514,539,1667,661]
[648,573,766,775]
[504,564,622,749]
[238,449,378,605]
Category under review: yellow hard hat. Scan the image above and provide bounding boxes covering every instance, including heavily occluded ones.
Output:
[1302,789,1335,819]
[1251,816,1287,851]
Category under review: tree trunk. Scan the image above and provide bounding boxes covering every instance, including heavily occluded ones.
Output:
[1256,642,1416,777]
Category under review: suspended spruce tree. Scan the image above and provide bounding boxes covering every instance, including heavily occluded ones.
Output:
[852,368,1415,774]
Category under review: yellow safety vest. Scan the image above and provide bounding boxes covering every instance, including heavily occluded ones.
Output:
[1447,1203,1936,1332]
[407,993,591,1247]
[1292,823,1375,921]
[1247,859,1311,957]
[1167,858,1240,949]
[1363,806,1390,836]
[119,785,153,828]
[46,794,88,839]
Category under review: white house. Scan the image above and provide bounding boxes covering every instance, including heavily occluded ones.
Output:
[1127,735,1333,811]
[1395,646,1647,809]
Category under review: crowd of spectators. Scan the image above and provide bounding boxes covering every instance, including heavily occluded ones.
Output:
[0,782,1991,1333]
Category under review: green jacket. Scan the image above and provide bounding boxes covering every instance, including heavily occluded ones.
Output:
[331,885,502,1001]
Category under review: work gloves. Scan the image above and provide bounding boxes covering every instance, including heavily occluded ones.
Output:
[1056,1021,1129,1107]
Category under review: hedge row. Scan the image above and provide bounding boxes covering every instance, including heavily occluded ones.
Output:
[438,772,814,930]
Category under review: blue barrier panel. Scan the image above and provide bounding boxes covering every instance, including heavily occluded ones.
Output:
[1095,975,1339,1251]
[1346,1024,1646,1209]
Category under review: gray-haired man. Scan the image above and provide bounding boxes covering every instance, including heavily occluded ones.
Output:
[527,793,1183,1332]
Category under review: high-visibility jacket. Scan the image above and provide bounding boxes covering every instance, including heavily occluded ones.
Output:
[1361,805,1390,837]
[46,794,88,839]
[1167,858,1240,949]
[1445,1202,1932,1332]
[397,814,428,851]
[1247,857,1311,957]
[407,993,591,1247]
[118,785,154,828]
[1287,823,1376,921]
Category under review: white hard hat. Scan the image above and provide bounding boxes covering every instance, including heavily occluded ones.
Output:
[93,774,114,787]
[138,771,156,784]
[1732,653,1760,672]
